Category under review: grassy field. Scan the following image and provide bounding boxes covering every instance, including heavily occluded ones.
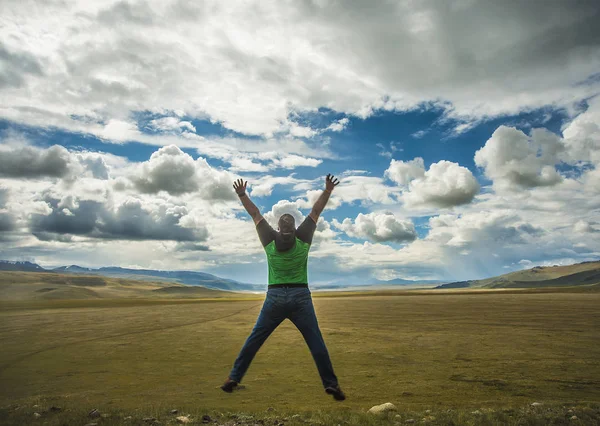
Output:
[1,288,599,425]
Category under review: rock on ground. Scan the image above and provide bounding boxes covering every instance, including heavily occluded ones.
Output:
[367,402,397,414]
[176,415,190,424]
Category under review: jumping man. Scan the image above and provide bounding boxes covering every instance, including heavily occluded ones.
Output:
[221,174,346,401]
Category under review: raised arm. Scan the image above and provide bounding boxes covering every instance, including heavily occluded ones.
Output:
[308,174,340,223]
[233,179,264,225]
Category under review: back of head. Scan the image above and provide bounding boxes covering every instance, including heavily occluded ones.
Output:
[275,214,296,251]
[278,214,296,235]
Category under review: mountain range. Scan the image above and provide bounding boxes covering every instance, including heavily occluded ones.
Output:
[0,261,264,292]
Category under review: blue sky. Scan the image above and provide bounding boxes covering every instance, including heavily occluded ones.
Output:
[0,1,599,286]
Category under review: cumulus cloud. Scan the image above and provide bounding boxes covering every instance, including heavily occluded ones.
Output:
[475,126,565,190]
[0,144,77,179]
[332,212,417,243]
[261,199,335,243]
[29,195,208,242]
[263,200,305,229]
[388,159,479,208]
[77,153,110,180]
[0,136,121,181]
[132,145,199,194]
[385,157,426,186]
[562,96,600,166]
[131,145,237,199]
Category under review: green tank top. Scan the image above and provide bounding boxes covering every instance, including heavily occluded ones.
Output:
[264,237,311,285]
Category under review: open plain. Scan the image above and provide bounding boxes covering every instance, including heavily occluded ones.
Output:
[1,284,599,424]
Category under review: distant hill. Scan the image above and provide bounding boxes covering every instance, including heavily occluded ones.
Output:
[0,260,47,272]
[0,271,244,301]
[0,261,263,292]
[436,260,600,290]
[314,277,444,289]
[371,277,444,286]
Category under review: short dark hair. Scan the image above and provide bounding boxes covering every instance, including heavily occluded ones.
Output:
[278,214,296,234]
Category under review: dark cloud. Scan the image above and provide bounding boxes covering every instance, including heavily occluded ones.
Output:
[0,186,8,208]
[97,1,156,26]
[131,145,237,200]
[29,196,208,242]
[0,144,73,178]
[0,187,15,232]
[0,43,43,89]
[0,212,15,232]
[132,145,199,195]
[174,242,211,252]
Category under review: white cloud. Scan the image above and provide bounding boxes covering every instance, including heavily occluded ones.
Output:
[426,211,541,248]
[148,117,196,133]
[385,157,425,186]
[412,130,427,139]
[574,220,596,234]
[269,154,322,169]
[562,96,600,166]
[332,212,417,243]
[475,126,565,191]
[263,200,305,230]
[248,175,308,198]
[287,122,318,138]
[1,1,598,139]
[326,117,349,132]
[396,160,480,208]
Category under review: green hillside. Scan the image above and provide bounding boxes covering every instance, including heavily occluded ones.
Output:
[0,271,237,301]
[438,260,600,290]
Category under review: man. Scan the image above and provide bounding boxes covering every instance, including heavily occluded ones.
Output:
[221,174,346,401]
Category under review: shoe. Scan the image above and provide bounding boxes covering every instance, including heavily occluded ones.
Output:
[220,377,239,393]
[325,385,346,401]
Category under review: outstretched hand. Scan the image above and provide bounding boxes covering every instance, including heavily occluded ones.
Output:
[325,174,340,192]
[233,179,247,196]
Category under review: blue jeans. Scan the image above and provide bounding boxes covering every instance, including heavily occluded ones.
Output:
[229,286,338,388]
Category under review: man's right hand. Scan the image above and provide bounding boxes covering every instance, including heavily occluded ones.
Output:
[325,174,340,192]
[233,179,247,196]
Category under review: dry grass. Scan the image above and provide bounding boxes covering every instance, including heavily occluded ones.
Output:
[0,289,598,421]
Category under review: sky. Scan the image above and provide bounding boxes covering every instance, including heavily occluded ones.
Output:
[0,0,599,286]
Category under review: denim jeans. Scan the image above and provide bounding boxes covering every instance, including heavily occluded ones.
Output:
[229,286,338,388]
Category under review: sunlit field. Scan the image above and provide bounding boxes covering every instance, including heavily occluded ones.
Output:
[1,287,599,425]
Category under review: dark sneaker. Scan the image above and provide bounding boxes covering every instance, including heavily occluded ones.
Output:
[325,385,346,401]
[220,377,239,393]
